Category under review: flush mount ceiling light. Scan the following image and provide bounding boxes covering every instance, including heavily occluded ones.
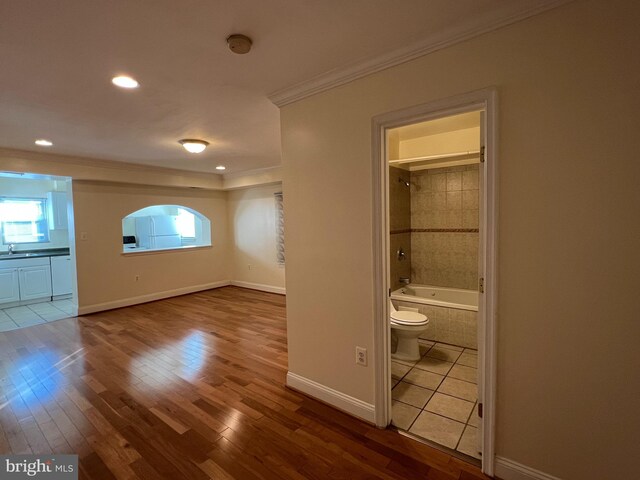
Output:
[179,139,209,154]
[215,165,226,171]
[226,34,252,54]
[111,75,139,89]
[35,139,53,147]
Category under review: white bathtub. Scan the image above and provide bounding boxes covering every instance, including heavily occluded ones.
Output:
[391,284,478,312]
[391,284,478,348]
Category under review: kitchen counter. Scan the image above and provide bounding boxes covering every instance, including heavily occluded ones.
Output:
[0,248,70,261]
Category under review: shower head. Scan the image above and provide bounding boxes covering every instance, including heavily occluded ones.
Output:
[398,177,410,187]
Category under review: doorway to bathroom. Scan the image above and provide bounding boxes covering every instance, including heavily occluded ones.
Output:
[371,89,497,475]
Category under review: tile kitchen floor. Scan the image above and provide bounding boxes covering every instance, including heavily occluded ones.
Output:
[0,299,75,332]
[391,339,481,460]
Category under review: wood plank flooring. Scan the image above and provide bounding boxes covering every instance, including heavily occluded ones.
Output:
[0,286,490,479]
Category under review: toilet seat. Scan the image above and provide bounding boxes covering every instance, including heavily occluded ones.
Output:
[390,310,428,326]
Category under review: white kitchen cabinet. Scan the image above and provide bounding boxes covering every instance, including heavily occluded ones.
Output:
[47,191,68,230]
[0,268,20,304]
[18,264,52,301]
[51,255,73,296]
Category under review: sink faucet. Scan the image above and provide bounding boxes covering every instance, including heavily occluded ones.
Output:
[8,244,15,255]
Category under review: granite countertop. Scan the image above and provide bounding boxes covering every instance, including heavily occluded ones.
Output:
[0,248,70,261]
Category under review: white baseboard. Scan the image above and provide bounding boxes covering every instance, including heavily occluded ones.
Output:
[78,280,231,315]
[231,280,286,295]
[495,457,563,480]
[286,372,375,423]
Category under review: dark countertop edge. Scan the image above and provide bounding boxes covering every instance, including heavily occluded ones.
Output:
[0,248,70,260]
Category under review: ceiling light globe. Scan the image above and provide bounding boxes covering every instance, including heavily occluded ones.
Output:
[35,139,53,146]
[179,139,209,154]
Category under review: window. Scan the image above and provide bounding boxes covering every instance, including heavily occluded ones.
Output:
[0,197,49,244]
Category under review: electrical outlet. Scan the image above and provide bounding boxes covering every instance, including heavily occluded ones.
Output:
[248,264,252,270]
[356,347,367,366]
[135,275,140,282]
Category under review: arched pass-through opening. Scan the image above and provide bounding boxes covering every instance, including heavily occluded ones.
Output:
[121,205,211,253]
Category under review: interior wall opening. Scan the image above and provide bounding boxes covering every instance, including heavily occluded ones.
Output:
[386,110,483,462]
[0,171,78,331]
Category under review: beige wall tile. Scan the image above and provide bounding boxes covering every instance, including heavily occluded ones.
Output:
[462,168,479,190]
[446,191,462,210]
[462,190,479,210]
[446,172,462,191]
[463,209,479,229]
[446,210,462,228]
[431,173,447,191]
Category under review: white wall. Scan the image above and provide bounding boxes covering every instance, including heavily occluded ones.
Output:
[280,1,640,479]
[227,184,285,293]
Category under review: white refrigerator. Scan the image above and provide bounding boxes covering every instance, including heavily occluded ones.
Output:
[135,215,182,249]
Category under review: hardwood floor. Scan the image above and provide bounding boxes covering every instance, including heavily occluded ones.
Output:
[0,287,490,479]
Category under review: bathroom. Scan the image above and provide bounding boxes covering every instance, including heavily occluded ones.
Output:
[387,111,482,460]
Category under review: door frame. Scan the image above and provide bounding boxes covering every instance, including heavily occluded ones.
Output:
[371,88,498,475]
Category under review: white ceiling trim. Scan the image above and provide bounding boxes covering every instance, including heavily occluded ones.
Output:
[268,0,571,107]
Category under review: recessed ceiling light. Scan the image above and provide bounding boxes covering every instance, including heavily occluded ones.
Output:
[215,165,226,171]
[178,139,209,154]
[35,139,53,147]
[111,75,139,89]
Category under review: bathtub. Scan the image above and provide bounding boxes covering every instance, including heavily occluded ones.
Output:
[391,284,479,349]
[391,284,478,312]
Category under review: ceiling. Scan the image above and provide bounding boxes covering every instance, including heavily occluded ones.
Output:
[0,0,564,175]
[391,112,481,142]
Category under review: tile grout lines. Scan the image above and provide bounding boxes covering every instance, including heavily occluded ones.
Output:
[0,300,74,332]
[391,340,480,459]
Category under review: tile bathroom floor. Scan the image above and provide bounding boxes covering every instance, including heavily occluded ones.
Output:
[0,299,75,332]
[391,339,481,460]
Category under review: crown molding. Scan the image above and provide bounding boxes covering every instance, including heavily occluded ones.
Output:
[222,165,282,180]
[0,147,224,190]
[0,147,222,178]
[222,165,283,190]
[269,0,572,107]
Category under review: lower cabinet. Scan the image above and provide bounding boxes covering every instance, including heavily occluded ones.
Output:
[0,257,53,306]
[18,265,52,301]
[0,268,20,304]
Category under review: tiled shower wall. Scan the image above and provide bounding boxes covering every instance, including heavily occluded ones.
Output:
[389,166,411,291]
[410,165,479,290]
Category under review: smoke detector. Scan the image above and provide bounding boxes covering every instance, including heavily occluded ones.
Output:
[227,34,252,54]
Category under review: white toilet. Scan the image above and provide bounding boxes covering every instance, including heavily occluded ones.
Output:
[390,301,429,361]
